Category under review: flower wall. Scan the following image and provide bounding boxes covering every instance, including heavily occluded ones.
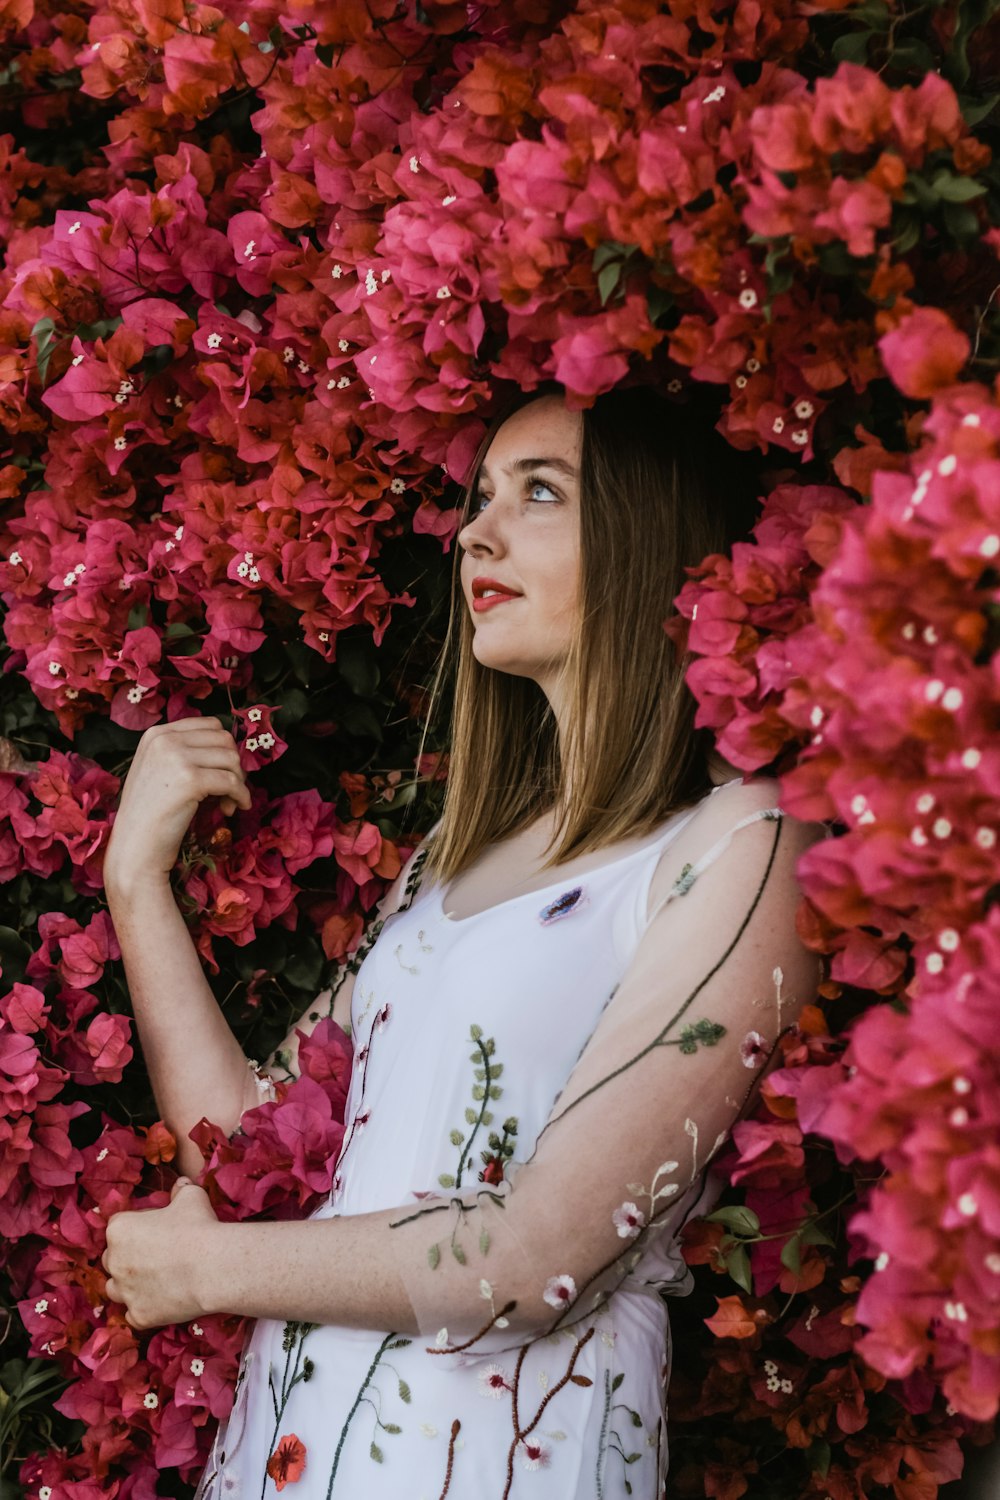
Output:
[1,0,999,1496]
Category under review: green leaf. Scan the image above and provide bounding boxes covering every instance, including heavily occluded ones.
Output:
[464,1107,478,1125]
[831,29,873,64]
[959,91,1000,126]
[612,1372,625,1391]
[0,927,31,985]
[592,239,632,271]
[723,1241,753,1294]
[283,944,324,992]
[469,1023,482,1040]
[449,1129,464,1146]
[30,316,58,386]
[382,1422,402,1434]
[946,0,1000,88]
[808,1437,832,1478]
[438,1173,456,1188]
[931,170,987,203]
[942,199,982,241]
[780,1234,803,1275]
[370,1441,383,1463]
[398,1378,411,1402]
[479,1227,490,1255]
[801,1220,836,1249]
[598,261,623,306]
[647,285,674,324]
[451,1241,466,1265]
[890,213,922,257]
[887,37,937,71]
[337,634,380,697]
[427,1243,440,1269]
[705,1205,761,1238]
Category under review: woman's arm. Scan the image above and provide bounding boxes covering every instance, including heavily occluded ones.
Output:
[107,829,433,1180]
[107,871,272,1181]
[177,795,826,1345]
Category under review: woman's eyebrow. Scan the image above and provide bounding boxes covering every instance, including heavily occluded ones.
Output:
[477,456,578,482]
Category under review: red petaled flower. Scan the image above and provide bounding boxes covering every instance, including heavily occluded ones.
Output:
[266,1433,307,1490]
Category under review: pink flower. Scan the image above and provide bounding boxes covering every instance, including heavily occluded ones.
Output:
[519,1438,551,1470]
[542,1274,577,1309]
[477,1362,510,1398]
[612,1201,646,1239]
[878,307,971,399]
[740,1031,769,1069]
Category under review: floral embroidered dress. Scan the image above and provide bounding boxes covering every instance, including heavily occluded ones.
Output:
[193,775,822,1500]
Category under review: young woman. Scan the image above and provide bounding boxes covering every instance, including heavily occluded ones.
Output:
[101,381,829,1500]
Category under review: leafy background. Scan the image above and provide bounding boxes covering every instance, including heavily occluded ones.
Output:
[1,0,999,1496]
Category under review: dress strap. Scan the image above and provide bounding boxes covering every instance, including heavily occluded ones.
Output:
[645,802,784,928]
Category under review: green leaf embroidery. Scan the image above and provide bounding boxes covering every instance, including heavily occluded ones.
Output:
[427,1243,440,1270]
[441,1023,515,1189]
[370,1441,383,1463]
[398,1379,411,1403]
[677,1018,727,1054]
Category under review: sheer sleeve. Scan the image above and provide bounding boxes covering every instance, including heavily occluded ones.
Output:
[382,794,827,1355]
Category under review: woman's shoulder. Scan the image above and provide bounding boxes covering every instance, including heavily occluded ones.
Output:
[644,774,824,924]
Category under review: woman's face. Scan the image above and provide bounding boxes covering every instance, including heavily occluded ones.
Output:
[456,394,583,706]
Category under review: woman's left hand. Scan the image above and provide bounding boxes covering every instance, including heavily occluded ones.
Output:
[103,1176,219,1330]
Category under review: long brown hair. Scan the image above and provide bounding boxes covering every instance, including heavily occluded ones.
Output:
[416,379,765,885]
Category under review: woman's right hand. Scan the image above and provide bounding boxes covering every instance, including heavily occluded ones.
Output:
[103,716,253,894]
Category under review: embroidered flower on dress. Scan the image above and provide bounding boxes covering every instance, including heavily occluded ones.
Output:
[477,1362,511,1398]
[266,1433,307,1490]
[520,1438,551,1469]
[538,886,587,925]
[612,1201,646,1239]
[740,1030,769,1068]
[542,1274,577,1308]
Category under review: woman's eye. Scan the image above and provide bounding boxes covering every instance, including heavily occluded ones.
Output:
[471,480,558,513]
[528,480,559,503]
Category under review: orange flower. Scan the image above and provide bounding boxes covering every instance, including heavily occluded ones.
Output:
[266,1434,307,1491]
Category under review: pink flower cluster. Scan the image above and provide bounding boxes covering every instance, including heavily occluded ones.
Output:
[680,378,1000,1419]
[7,958,352,1492]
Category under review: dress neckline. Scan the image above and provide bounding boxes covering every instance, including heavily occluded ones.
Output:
[436,779,743,926]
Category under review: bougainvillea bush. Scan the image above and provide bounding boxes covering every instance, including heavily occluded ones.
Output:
[1,0,999,1494]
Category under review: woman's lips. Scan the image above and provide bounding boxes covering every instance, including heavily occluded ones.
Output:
[472,591,521,613]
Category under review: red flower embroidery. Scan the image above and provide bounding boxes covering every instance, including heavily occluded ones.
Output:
[479,1155,506,1185]
[266,1433,307,1490]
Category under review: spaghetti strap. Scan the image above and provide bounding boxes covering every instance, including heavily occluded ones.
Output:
[646,803,784,928]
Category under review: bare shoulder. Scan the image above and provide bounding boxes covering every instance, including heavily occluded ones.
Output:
[646,776,826,923]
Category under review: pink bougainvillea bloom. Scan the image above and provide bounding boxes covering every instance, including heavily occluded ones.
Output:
[878,307,971,399]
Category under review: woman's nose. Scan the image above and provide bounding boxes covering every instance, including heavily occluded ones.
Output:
[458,509,502,557]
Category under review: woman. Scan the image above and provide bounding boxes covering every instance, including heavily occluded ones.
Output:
[102,381,829,1499]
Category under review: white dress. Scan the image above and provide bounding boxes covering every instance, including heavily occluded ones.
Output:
[194,776,795,1500]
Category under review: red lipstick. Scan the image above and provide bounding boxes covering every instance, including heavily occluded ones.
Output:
[471,576,522,613]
